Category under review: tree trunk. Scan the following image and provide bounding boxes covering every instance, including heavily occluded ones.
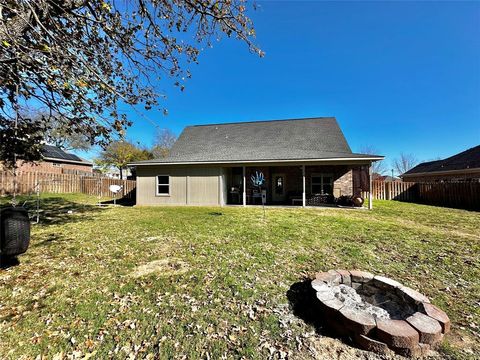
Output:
[119,167,123,180]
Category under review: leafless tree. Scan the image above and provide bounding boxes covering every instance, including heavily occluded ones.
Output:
[393,153,418,176]
[152,128,177,158]
[359,145,386,179]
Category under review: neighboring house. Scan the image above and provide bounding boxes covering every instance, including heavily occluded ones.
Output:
[401,145,480,183]
[1,145,93,175]
[130,117,383,207]
[374,174,400,182]
[97,167,132,179]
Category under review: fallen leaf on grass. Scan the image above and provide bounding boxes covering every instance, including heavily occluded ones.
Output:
[128,258,189,278]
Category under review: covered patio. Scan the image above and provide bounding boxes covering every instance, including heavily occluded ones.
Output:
[224,161,373,208]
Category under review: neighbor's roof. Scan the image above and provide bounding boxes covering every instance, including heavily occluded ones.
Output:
[403,145,480,176]
[131,117,383,165]
[42,145,92,165]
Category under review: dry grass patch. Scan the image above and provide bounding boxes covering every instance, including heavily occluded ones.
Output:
[129,258,189,278]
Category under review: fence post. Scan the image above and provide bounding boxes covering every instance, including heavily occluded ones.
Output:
[368,164,373,209]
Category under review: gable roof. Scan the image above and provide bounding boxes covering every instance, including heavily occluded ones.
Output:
[132,117,383,165]
[403,145,480,176]
[42,145,92,165]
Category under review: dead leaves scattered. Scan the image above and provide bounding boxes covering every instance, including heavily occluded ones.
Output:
[128,258,189,278]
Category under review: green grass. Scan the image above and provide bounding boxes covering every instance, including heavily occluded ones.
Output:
[0,194,479,359]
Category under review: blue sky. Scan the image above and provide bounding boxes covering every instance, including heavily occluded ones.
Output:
[87,1,480,168]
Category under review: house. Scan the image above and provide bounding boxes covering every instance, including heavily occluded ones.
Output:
[129,117,383,207]
[373,174,400,182]
[96,167,132,179]
[401,145,480,183]
[1,144,93,175]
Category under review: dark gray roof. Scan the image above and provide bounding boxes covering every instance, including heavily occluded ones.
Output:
[133,117,382,165]
[403,145,480,176]
[42,145,92,165]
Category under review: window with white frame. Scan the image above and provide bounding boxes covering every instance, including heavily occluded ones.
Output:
[311,174,333,194]
[156,175,170,195]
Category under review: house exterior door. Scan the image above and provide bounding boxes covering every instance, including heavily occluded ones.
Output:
[272,173,286,202]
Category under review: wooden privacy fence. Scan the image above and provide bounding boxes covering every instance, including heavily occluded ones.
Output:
[372,180,480,210]
[0,171,136,199]
[80,177,136,199]
[372,181,417,201]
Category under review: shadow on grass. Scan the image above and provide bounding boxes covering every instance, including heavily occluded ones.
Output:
[99,197,135,207]
[32,233,69,248]
[100,188,136,207]
[0,196,106,226]
[286,278,345,340]
[35,197,106,225]
[0,256,20,270]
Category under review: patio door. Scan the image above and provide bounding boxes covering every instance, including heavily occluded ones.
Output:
[272,173,286,202]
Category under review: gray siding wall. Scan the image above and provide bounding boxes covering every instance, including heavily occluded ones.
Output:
[136,166,224,206]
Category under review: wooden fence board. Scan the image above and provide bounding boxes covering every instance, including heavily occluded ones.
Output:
[372,180,480,210]
[0,171,136,199]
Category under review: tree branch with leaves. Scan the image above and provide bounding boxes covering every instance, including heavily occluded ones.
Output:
[0,0,261,167]
[96,140,153,179]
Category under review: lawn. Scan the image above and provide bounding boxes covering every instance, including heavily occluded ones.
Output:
[0,194,479,359]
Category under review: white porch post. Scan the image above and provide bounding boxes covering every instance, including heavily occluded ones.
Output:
[242,166,246,207]
[302,165,306,207]
[368,163,373,210]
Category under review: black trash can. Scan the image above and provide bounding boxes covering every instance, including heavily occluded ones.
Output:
[0,207,30,257]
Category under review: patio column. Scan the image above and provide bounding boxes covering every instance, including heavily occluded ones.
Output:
[368,163,373,210]
[302,165,306,207]
[242,166,246,207]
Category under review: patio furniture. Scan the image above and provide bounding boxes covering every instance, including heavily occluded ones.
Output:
[229,189,241,204]
[247,190,263,205]
[291,198,303,206]
[307,194,335,206]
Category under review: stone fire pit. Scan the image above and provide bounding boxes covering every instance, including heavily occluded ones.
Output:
[312,270,450,357]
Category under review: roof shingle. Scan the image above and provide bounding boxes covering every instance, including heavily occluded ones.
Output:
[403,145,480,175]
[134,117,381,164]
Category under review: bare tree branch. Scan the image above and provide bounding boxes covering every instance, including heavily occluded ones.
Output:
[0,0,261,167]
[393,153,418,176]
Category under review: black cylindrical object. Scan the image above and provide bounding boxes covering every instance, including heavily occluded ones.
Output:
[0,207,30,257]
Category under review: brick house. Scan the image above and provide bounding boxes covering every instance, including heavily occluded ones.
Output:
[129,117,383,207]
[2,145,93,175]
[401,145,480,183]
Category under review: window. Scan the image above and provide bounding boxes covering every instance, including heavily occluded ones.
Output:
[311,174,333,195]
[156,175,170,195]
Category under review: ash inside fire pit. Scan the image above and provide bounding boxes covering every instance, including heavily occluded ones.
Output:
[311,270,451,358]
[332,284,391,319]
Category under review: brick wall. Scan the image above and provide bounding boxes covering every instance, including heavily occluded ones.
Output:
[334,168,353,196]
[0,160,93,175]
